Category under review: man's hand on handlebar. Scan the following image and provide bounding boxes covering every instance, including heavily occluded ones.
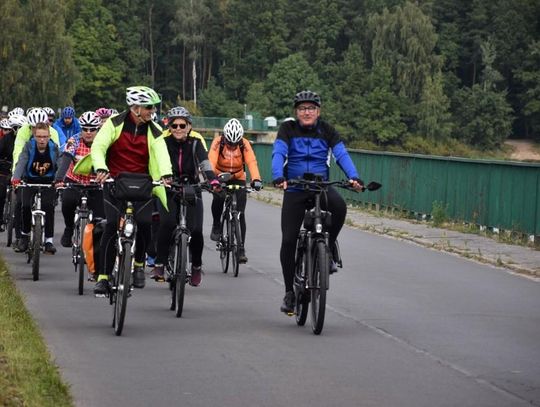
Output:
[273,177,287,190]
[349,178,364,192]
[95,169,109,184]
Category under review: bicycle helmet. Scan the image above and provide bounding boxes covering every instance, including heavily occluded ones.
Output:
[126,86,161,106]
[110,108,119,115]
[42,106,55,116]
[167,106,192,123]
[62,106,76,118]
[293,90,321,107]
[26,108,49,126]
[8,114,28,128]
[0,119,11,129]
[8,107,25,117]
[79,111,102,127]
[223,118,244,144]
[95,107,112,118]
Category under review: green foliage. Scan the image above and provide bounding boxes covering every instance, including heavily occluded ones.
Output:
[431,201,448,226]
[199,78,243,117]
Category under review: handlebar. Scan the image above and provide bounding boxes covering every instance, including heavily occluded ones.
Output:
[287,177,382,192]
[16,182,55,189]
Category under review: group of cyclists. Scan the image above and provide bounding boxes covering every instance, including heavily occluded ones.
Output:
[0,86,364,316]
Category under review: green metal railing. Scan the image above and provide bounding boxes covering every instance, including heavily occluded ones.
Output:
[251,143,540,236]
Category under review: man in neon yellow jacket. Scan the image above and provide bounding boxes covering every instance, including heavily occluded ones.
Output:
[76,86,173,295]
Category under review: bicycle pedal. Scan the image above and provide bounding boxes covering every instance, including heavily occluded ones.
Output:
[94,293,107,298]
[286,311,295,317]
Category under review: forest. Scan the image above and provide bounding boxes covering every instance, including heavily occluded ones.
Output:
[1,0,539,154]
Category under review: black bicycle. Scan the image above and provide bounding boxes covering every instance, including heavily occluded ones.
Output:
[289,174,381,334]
[2,182,15,247]
[17,183,54,281]
[105,174,160,336]
[216,174,253,277]
[66,183,101,295]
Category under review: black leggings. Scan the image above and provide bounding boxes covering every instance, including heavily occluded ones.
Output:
[0,176,9,220]
[98,184,153,276]
[156,192,204,267]
[61,185,104,229]
[211,182,247,244]
[280,186,347,292]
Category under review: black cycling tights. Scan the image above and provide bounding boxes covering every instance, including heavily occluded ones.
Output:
[280,186,347,293]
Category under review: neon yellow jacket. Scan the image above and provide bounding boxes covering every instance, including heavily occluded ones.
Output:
[12,124,60,171]
[74,110,172,207]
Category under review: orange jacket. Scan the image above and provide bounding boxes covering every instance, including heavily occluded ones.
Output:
[208,136,261,182]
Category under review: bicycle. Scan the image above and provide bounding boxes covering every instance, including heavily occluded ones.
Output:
[289,174,381,335]
[105,174,160,336]
[2,183,15,247]
[17,183,54,281]
[65,182,102,295]
[166,179,210,317]
[215,174,254,278]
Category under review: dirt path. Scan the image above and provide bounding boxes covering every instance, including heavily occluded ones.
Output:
[505,139,540,161]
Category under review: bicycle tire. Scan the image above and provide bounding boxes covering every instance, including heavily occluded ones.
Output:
[5,190,14,247]
[219,215,230,273]
[310,240,328,335]
[174,233,189,318]
[77,218,88,295]
[31,222,42,281]
[294,237,309,326]
[114,241,132,336]
[231,215,241,277]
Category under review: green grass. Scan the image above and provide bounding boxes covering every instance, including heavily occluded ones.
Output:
[0,257,73,407]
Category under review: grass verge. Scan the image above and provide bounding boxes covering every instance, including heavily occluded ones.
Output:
[0,256,73,407]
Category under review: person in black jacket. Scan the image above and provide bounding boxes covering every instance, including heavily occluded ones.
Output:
[150,107,220,286]
[0,119,16,230]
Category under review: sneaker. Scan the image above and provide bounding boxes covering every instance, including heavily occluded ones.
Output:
[146,255,155,268]
[132,265,146,289]
[87,273,97,282]
[94,278,110,296]
[210,225,221,241]
[329,260,338,274]
[238,247,248,264]
[0,223,5,232]
[280,291,295,315]
[150,264,165,282]
[44,242,57,255]
[15,236,29,253]
[61,227,73,247]
[190,265,202,287]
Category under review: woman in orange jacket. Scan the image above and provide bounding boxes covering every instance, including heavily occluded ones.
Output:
[208,118,262,263]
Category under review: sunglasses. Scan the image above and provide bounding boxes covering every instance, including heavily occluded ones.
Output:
[82,127,98,132]
[170,123,187,129]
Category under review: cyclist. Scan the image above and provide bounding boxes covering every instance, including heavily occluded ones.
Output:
[272,90,364,314]
[0,119,16,231]
[8,107,25,118]
[55,111,105,247]
[74,86,173,295]
[54,106,80,146]
[150,107,219,285]
[95,107,113,123]
[208,118,262,264]
[11,122,61,254]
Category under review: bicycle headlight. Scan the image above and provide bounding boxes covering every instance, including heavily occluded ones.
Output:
[124,223,134,237]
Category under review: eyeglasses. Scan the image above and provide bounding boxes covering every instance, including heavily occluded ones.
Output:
[297,106,318,113]
[82,127,98,132]
[170,123,187,129]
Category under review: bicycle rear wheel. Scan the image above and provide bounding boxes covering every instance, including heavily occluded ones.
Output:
[294,238,309,326]
[219,215,230,273]
[31,222,42,281]
[174,233,189,318]
[231,216,241,277]
[310,240,328,335]
[77,218,88,295]
[113,241,132,336]
[5,190,14,247]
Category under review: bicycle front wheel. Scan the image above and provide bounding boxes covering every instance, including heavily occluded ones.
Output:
[114,241,132,336]
[231,216,241,277]
[31,222,42,281]
[174,233,189,318]
[310,240,329,335]
[77,219,88,295]
[219,215,230,273]
[294,240,309,326]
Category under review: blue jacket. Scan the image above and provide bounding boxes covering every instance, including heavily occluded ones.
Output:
[271,119,359,187]
[54,117,80,146]
[52,122,67,147]
[12,138,60,181]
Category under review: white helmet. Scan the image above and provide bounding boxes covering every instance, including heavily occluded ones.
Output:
[0,119,11,129]
[125,86,161,106]
[79,111,102,127]
[8,114,28,128]
[8,107,24,117]
[223,118,244,144]
[42,106,55,116]
[26,108,48,126]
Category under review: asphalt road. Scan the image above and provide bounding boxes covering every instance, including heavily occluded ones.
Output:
[2,196,539,407]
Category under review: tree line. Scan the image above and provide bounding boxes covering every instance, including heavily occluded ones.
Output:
[1,0,539,152]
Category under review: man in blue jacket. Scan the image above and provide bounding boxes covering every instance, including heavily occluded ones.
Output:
[54,106,80,147]
[271,90,364,315]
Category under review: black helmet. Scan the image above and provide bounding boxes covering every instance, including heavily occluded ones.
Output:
[293,90,321,107]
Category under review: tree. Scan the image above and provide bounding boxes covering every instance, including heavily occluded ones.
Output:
[198,78,243,117]
[514,41,540,139]
[416,72,453,139]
